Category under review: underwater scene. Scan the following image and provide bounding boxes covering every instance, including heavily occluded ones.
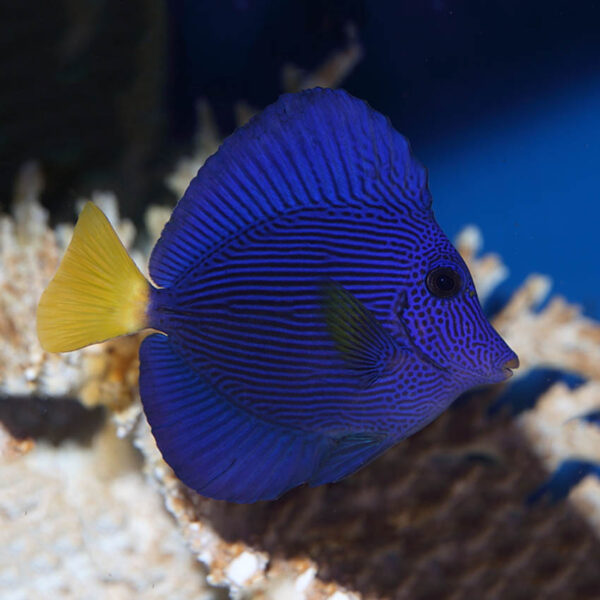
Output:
[1,2,600,599]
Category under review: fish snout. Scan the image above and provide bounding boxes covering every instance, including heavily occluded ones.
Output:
[501,354,520,379]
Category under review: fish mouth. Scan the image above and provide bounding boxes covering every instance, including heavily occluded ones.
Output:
[454,354,519,384]
[501,355,520,380]
[503,368,514,379]
[451,353,519,384]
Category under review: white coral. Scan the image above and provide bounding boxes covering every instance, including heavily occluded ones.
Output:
[0,425,215,600]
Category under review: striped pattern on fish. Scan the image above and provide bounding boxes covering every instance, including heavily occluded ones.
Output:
[150,206,450,439]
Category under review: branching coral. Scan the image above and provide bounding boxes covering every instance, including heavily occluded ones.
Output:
[495,281,600,381]
[0,162,71,398]
[0,423,214,600]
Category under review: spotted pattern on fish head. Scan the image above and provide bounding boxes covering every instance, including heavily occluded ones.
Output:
[391,209,518,389]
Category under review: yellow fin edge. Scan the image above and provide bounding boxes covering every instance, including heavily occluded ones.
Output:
[37,202,150,352]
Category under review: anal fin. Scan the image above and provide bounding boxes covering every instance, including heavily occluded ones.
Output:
[139,334,328,503]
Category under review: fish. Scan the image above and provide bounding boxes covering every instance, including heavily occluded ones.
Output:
[37,88,519,503]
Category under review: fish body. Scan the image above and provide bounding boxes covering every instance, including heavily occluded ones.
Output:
[37,88,518,502]
[150,206,495,438]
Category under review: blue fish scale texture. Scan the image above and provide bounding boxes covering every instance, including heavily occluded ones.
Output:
[141,88,517,502]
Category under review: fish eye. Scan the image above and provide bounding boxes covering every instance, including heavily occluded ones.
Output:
[425,266,462,299]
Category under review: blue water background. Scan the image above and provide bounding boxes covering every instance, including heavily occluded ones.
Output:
[424,76,600,318]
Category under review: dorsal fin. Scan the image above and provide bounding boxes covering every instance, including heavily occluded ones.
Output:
[149,88,431,287]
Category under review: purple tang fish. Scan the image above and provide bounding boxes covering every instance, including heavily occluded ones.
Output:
[37,88,518,503]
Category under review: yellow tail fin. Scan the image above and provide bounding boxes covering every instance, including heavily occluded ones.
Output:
[37,202,150,352]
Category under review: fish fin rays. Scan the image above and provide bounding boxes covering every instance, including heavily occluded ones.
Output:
[321,280,405,386]
[139,333,329,503]
[310,432,391,486]
[37,202,149,352]
[149,88,430,287]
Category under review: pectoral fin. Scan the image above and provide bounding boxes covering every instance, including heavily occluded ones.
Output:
[320,280,406,386]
